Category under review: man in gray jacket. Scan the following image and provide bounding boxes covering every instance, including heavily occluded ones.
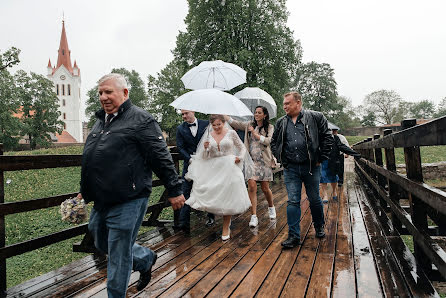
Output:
[78,73,185,297]
[271,91,332,248]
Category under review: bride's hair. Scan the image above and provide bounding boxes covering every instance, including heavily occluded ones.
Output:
[209,114,226,123]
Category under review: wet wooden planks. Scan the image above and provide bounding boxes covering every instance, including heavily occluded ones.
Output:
[7,158,441,297]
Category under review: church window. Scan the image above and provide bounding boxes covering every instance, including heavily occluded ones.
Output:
[63,122,66,129]
[62,49,65,55]
[62,84,65,96]
[63,99,66,106]
[63,113,66,120]
[56,84,59,95]
[68,84,71,95]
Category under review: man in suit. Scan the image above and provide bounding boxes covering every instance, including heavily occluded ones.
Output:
[176,110,215,234]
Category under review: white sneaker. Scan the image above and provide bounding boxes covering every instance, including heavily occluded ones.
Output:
[249,215,258,227]
[268,207,276,219]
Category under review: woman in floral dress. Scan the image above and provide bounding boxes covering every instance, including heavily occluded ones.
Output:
[226,106,276,227]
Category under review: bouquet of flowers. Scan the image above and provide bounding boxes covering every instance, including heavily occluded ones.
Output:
[60,196,88,224]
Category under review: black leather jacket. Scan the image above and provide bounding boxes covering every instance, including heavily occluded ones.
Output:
[80,99,182,210]
[271,109,333,169]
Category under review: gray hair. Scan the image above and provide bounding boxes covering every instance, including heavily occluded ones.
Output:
[98,73,128,90]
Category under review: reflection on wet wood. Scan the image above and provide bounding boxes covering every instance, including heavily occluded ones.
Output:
[7,160,441,297]
[348,171,383,297]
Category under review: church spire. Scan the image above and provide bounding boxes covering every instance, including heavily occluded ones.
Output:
[56,20,73,73]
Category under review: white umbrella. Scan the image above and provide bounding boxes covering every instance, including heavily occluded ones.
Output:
[181,60,247,91]
[170,89,253,117]
[234,87,277,119]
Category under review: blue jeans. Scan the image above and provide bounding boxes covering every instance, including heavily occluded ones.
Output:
[88,197,156,298]
[284,163,325,239]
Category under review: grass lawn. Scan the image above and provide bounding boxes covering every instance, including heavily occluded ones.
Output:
[345,136,446,164]
[4,146,169,289]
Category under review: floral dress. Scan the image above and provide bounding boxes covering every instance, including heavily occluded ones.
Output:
[249,128,273,181]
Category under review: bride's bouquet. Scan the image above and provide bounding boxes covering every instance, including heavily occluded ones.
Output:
[60,196,88,224]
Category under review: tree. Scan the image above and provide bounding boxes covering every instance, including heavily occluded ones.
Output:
[15,71,63,149]
[363,90,402,125]
[111,68,148,110]
[170,0,302,117]
[0,47,22,150]
[0,47,20,71]
[329,96,361,129]
[294,62,338,117]
[361,111,377,127]
[147,60,185,138]
[434,97,446,118]
[408,99,435,119]
[85,68,148,128]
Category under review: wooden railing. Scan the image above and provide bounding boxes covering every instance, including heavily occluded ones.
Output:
[0,145,182,296]
[352,116,446,281]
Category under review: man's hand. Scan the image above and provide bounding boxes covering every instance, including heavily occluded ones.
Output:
[235,156,241,164]
[315,162,321,167]
[168,194,185,210]
[77,193,83,199]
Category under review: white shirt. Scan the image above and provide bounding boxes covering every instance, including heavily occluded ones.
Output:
[188,118,198,137]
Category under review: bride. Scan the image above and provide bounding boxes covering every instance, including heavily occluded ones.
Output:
[185,114,252,241]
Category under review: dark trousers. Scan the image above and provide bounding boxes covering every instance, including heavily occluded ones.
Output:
[179,178,214,229]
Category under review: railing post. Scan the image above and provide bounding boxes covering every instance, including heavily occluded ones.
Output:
[366,137,375,179]
[0,144,6,296]
[402,119,431,274]
[383,129,403,233]
[373,134,388,210]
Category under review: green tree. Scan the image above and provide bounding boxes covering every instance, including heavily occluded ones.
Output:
[409,99,435,119]
[85,68,148,128]
[0,47,22,150]
[147,60,185,138]
[434,97,446,118]
[361,111,377,127]
[330,96,361,129]
[169,0,302,117]
[294,62,339,117]
[363,90,401,125]
[15,71,63,149]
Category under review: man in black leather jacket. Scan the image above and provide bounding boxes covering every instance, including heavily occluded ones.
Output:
[77,73,185,297]
[271,91,332,248]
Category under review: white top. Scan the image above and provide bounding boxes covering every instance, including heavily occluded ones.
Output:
[188,118,198,137]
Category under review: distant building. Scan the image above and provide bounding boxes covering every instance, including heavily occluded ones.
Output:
[47,20,82,143]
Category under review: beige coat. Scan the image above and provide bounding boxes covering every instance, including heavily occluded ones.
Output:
[229,118,276,168]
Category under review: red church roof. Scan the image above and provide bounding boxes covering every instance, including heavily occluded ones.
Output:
[56,21,73,73]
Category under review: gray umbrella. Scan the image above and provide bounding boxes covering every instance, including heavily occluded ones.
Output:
[327,121,340,130]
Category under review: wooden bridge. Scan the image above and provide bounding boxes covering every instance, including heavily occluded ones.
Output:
[1,116,445,297]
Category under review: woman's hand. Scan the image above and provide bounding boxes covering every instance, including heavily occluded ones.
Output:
[235,157,241,164]
[248,125,254,133]
[223,115,230,121]
[204,141,210,149]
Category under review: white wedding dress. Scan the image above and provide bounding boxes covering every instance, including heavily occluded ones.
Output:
[185,129,252,216]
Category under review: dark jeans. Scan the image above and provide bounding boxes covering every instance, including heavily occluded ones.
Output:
[179,178,214,229]
[283,163,325,239]
[88,197,156,298]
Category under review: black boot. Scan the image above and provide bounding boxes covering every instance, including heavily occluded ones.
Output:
[315,225,326,238]
[281,236,300,248]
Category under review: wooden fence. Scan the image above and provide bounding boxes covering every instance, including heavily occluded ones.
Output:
[0,145,182,296]
[352,116,446,281]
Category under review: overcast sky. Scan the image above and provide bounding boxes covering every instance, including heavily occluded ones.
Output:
[1,0,445,117]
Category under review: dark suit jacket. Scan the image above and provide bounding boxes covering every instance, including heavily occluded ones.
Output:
[176,119,209,175]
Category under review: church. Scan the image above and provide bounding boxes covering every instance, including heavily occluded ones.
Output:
[46,21,83,143]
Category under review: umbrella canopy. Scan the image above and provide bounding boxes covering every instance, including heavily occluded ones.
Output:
[181,60,247,91]
[234,87,277,119]
[170,89,253,117]
[327,121,340,130]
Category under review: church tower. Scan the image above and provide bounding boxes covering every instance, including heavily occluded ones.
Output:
[47,20,82,142]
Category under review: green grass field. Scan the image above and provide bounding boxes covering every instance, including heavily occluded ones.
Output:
[4,146,167,288]
[345,136,446,164]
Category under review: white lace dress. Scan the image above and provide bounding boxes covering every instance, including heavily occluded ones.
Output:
[185,130,251,215]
